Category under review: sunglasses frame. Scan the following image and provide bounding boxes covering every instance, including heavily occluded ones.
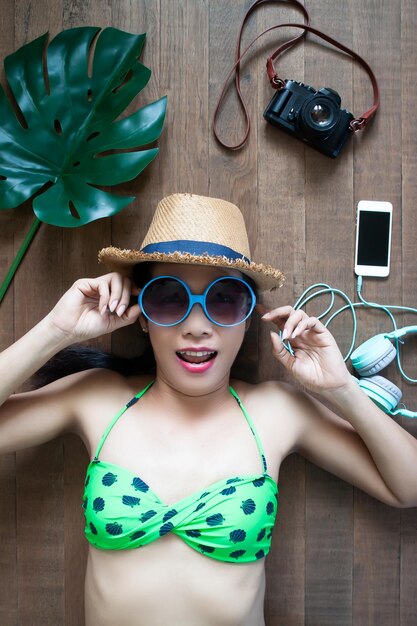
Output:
[139,275,256,327]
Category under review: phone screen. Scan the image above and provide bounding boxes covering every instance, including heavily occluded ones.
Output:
[357,211,391,266]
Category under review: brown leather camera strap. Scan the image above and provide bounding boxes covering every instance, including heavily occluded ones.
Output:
[213,0,380,150]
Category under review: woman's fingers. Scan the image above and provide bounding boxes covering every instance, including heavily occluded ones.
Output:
[79,273,134,318]
[269,331,295,370]
[106,274,123,314]
[97,278,111,316]
[121,302,141,324]
[283,310,309,339]
[113,277,133,317]
[261,306,326,340]
[262,306,306,337]
[107,273,134,316]
[261,305,293,322]
[291,315,327,338]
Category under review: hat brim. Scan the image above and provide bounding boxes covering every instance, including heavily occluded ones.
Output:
[98,246,285,291]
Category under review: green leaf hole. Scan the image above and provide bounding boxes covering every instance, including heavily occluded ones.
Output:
[69,201,80,220]
[86,131,100,142]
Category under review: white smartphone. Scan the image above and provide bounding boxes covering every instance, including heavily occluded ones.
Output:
[354,200,393,277]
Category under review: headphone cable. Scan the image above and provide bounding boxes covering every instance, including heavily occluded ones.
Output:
[286,276,417,383]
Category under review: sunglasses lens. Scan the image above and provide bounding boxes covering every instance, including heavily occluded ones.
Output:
[141,278,189,325]
[206,278,253,326]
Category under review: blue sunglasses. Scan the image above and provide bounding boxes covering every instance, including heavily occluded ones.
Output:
[139,275,256,327]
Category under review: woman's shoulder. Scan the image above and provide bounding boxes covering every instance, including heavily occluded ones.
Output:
[32,367,153,412]
[229,379,311,463]
[66,367,153,400]
[53,369,154,444]
[230,377,303,405]
[230,378,315,433]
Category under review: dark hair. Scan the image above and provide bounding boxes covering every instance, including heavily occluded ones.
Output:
[31,262,259,388]
[31,344,156,388]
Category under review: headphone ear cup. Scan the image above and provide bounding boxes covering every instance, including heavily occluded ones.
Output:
[357,375,402,413]
[350,334,397,376]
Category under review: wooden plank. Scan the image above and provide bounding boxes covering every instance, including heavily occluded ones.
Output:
[353,498,400,625]
[400,509,417,626]
[255,3,307,623]
[303,1,355,623]
[352,1,402,623]
[0,455,17,626]
[59,3,127,622]
[265,454,306,626]
[16,443,65,623]
[0,0,19,621]
[14,221,65,626]
[63,436,89,626]
[12,2,63,623]
[208,0,259,381]
[110,0,163,363]
[0,2,415,624]
[400,0,417,624]
[159,0,209,197]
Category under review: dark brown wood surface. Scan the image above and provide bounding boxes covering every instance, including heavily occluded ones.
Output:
[0,1,416,624]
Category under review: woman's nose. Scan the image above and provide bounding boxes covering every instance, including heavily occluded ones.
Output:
[180,302,213,335]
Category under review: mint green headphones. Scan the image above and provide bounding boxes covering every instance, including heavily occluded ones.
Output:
[350,326,417,418]
[288,278,417,419]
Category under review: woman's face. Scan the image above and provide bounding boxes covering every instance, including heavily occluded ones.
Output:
[140,263,251,396]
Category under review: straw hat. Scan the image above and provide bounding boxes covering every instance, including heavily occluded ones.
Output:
[98,193,285,291]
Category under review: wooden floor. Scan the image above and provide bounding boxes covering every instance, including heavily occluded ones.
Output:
[1,0,417,624]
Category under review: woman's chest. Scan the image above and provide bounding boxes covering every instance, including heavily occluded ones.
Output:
[79,380,293,503]
[90,418,271,504]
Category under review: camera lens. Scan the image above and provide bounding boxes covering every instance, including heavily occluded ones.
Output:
[300,95,340,136]
[310,103,332,126]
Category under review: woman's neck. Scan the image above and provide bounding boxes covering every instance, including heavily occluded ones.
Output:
[148,372,234,421]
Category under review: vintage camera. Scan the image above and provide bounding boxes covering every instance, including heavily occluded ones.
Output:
[264,80,354,158]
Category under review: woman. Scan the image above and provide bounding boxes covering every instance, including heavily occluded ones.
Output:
[1,193,417,626]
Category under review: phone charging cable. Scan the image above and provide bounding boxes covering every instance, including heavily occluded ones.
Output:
[280,276,417,383]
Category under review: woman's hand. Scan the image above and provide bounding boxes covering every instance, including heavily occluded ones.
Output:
[45,273,141,343]
[260,305,352,394]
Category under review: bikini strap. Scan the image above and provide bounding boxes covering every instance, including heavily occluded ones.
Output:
[229,386,268,474]
[93,380,155,461]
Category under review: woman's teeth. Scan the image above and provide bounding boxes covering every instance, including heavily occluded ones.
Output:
[179,350,214,357]
[176,350,217,363]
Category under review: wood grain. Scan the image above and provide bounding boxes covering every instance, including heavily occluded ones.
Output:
[256,3,307,623]
[352,2,403,624]
[400,1,417,625]
[0,1,19,623]
[0,1,416,624]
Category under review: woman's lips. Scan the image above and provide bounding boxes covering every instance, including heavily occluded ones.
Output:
[175,350,217,373]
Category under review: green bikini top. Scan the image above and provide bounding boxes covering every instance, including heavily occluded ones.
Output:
[83,382,278,563]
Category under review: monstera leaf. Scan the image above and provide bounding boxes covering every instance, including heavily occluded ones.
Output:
[0,26,167,302]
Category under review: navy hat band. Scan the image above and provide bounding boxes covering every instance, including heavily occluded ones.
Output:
[141,240,251,265]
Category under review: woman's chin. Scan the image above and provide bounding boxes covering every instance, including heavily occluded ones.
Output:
[157,359,231,396]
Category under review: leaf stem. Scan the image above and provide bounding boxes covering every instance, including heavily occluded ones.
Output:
[0,217,42,305]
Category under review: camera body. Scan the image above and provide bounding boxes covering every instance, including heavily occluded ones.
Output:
[263,80,354,158]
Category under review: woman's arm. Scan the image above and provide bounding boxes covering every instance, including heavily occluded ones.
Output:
[0,316,72,405]
[262,306,417,508]
[0,273,140,453]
